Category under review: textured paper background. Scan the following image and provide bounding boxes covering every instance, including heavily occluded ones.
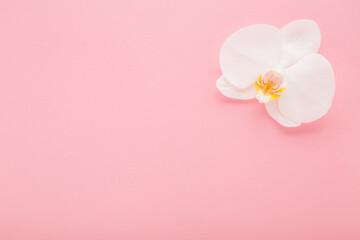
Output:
[1,0,360,239]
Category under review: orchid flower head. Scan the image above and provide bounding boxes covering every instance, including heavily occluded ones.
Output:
[216,20,335,127]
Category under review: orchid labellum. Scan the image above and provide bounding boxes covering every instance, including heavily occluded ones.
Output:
[217,20,335,127]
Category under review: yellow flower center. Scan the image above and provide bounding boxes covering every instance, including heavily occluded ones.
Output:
[255,71,286,103]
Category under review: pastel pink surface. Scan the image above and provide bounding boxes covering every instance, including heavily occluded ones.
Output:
[0,0,360,239]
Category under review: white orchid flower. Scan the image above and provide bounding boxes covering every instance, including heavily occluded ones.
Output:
[216,20,335,127]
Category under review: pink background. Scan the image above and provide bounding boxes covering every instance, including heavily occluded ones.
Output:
[1,0,360,239]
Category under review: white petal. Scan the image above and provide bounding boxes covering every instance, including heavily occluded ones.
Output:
[280,20,321,68]
[216,75,256,100]
[279,53,335,123]
[265,100,301,127]
[220,24,282,89]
